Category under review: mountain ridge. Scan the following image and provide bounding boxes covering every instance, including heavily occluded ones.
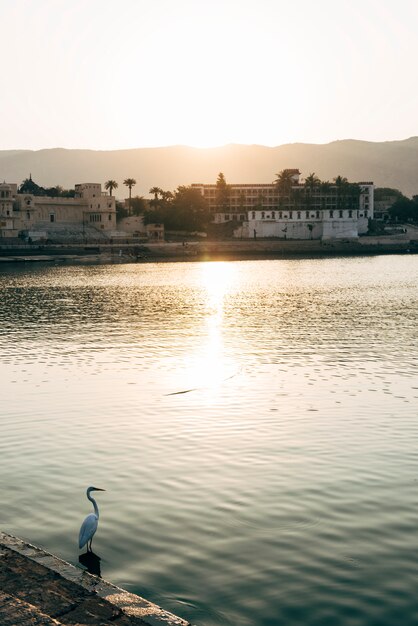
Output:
[1,138,417,197]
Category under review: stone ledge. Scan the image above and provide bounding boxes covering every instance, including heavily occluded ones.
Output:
[0,531,191,626]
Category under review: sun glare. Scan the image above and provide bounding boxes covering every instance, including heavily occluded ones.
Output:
[200,261,234,313]
[193,262,237,394]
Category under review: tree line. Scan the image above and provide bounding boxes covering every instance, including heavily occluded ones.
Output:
[20,173,418,233]
[111,171,367,231]
[385,194,418,222]
[274,171,364,210]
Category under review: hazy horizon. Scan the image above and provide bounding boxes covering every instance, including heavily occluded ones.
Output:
[2,0,418,151]
[2,134,418,154]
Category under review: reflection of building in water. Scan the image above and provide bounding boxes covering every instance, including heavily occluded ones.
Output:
[192,170,374,240]
[0,178,116,240]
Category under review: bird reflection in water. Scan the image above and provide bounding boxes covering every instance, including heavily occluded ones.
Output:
[79,550,102,577]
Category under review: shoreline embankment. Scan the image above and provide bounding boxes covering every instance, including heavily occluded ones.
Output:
[0,531,190,625]
[0,236,417,265]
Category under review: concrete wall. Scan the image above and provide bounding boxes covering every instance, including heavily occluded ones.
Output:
[118,215,146,234]
[241,219,324,240]
[238,210,364,240]
[322,220,358,239]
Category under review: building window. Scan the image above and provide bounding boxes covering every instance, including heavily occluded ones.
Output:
[271,211,275,219]
[297,211,301,219]
[348,210,353,218]
[108,214,112,221]
[289,211,293,219]
[225,214,230,221]
[339,210,343,218]
[27,211,30,219]
[316,211,320,218]
[329,210,334,218]
[50,213,55,223]
[279,211,282,219]
[252,211,255,219]
[365,210,368,217]
[261,211,265,219]
[306,211,309,219]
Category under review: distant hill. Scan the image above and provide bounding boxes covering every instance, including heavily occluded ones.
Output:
[1,138,418,198]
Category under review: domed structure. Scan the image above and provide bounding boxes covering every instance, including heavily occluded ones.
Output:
[18,174,45,196]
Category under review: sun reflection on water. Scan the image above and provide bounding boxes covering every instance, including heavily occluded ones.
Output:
[193,262,238,396]
[200,261,235,315]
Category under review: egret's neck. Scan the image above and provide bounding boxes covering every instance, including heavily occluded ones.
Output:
[88,492,99,518]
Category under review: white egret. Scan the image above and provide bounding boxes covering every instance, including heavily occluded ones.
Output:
[78,486,105,552]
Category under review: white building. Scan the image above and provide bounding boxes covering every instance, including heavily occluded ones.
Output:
[192,171,374,240]
[0,180,116,239]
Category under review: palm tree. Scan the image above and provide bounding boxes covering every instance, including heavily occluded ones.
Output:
[333,175,348,210]
[304,173,321,212]
[304,173,321,190]
[124,178,137,215]
[161,190,174,206]
[149,186,162,200]
[104,180,118,196]
[320,181,332,211]
[274,170,294,210]
[274,169,294,194]
[149,186,163,208]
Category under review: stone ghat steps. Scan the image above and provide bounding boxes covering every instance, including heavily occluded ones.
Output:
[28,222,111,243]
[0,532,190,626]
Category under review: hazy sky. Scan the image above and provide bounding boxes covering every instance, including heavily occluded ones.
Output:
[1,0,418,150]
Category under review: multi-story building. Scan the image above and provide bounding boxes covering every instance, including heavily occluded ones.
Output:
[373,192,399,221]
[192,170,374,240]
[0,183,19,237]
[0,180,116,239]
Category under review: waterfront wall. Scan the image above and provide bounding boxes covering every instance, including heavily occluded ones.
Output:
[0,531,190,625]
[0,236,416,264]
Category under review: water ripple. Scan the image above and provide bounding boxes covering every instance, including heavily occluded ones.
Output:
[1,257,418,625]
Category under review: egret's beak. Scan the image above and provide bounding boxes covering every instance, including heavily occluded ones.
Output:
[93,488,106,492]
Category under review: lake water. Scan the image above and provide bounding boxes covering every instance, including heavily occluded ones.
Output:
[1,256,418,626]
